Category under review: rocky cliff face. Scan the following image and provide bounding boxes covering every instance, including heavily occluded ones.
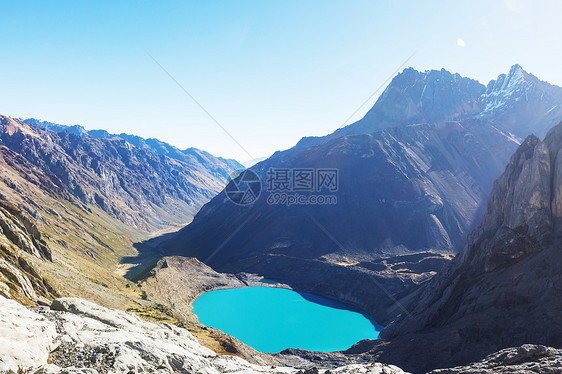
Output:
[384,123,562,338]
[354,122,562,373]
[0,116,237,230]
[0,199,57,304]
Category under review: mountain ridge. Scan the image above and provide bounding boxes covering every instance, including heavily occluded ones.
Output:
[22,118,243,178]
[1,116,239,230]
[296,64,562,150]
[0,114,243,311]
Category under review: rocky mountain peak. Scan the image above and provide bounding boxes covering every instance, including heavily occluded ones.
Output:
[480,120,562,240]
[448,121,562,273]
[507,63,527,80]
[367,66,486,120]
[543,121,562,223]
[0,116,37,138]
[296,65,562,150]
[391,67,466,86]
[480,65,562,138]
[333,67,486,137]
[484,64,534,100]
[457,130,554,271]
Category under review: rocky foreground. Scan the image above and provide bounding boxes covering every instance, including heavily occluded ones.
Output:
[427,345,562,374]
[2,294,561,374]
[0,295,406,374]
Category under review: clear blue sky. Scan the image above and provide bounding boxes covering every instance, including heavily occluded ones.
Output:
[1,0,561,161]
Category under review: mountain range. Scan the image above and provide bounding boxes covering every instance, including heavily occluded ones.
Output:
[0,115,241,306]
[0,63,561,373]
[158,64,562,320]
[297,64,562,148]
[23,118,242,181]
[2,116,241,230]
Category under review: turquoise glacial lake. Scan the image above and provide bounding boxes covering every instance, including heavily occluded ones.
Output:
[192,286,380,353]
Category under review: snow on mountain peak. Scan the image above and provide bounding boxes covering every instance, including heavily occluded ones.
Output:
[481,64,534,114]
[510,63,523,73]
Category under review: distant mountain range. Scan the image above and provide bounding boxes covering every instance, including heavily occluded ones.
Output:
[242,156,268,168]
[160,64,562,318]
[22,118,242,180]
[1,116,241,230]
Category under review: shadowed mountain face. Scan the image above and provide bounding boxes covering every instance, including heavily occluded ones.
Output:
[353,123,562,373]
[163,121,520,320]
[169,121,519,266]
[384,125,562,338]
[1,116,239,230]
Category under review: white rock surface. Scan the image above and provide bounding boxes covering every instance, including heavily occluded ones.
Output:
[0,296,408,374]
[331,363,408,373]
[0,296,56,371]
